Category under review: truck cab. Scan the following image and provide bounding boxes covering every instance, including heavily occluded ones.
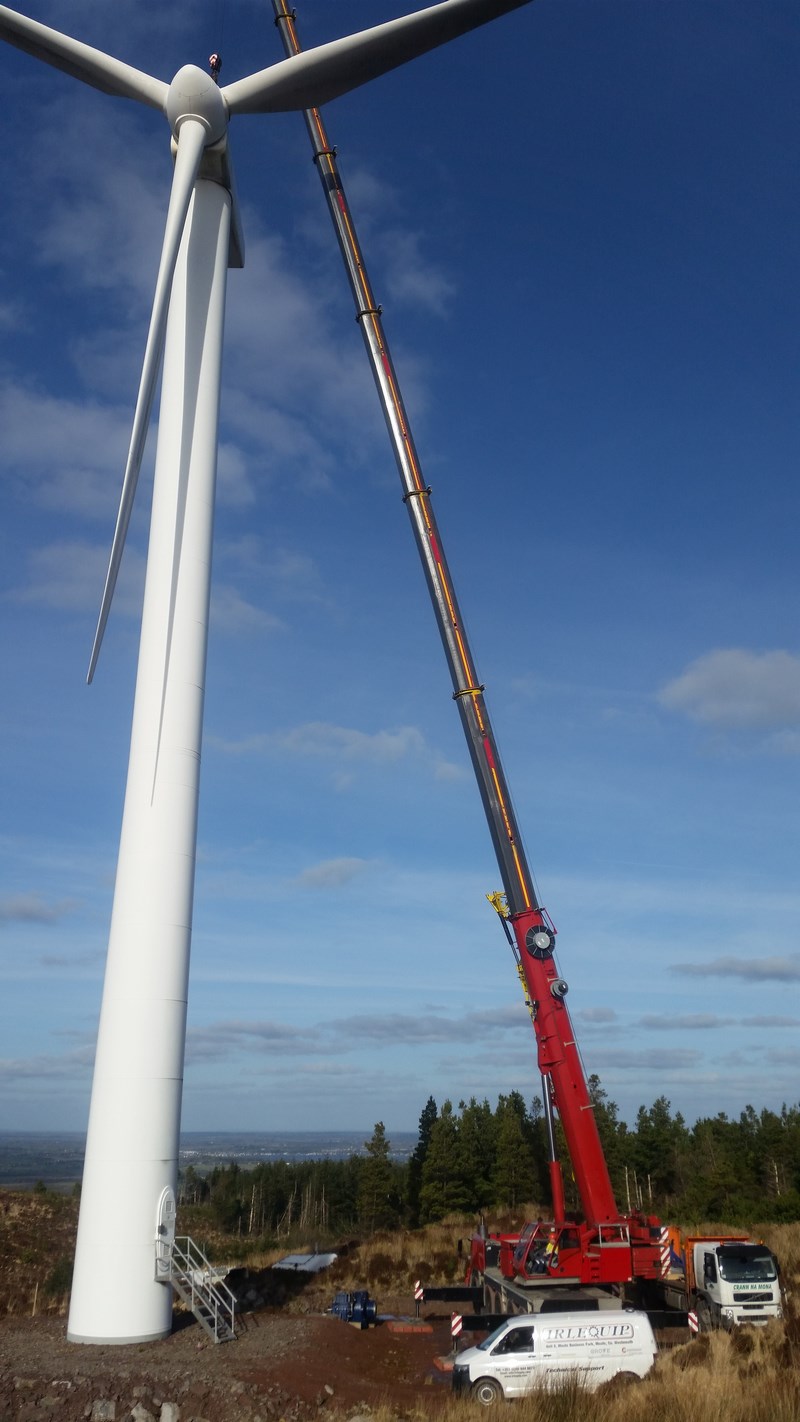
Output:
[692,1240,781,1329]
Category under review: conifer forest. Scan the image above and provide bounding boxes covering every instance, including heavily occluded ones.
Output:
[178,1081,800,1238]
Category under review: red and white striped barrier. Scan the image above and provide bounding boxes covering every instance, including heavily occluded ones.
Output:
[660,1227,671,1276]
[414,1280,424,1301]
[687,1310,699,1334]
[451,1313,463,1338]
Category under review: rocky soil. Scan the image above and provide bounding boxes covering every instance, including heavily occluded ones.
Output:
[0,1189,462,1421]
[1,1295,455,1422]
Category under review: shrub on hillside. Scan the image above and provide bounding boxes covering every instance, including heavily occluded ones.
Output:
[43,1257,73,1296]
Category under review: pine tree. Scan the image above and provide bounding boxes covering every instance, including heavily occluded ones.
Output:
[528,1094,556,1203]
[458,1097,497,1209]
[587,1074,627,1198]
[492,1095,536,1209]
[419,1100,470,1222]
[357,1122,399,1231]
[406,1095,438,1226]
[631,1096,688,1204]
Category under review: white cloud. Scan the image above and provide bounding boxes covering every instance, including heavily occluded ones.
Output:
[222,227,380,466]
[209,720,460,783]
[638,1013,732,1030]
[216,442,256,508]
[767,729,800,756]
[0,895,75,925]
[30,97,164,306]
[183,1003,529,1068]
[277,721,464,783]
[10,540,145,617]
[672,955,800,982]
[591,1048,703,1070]
[0,384,131,517]
[0,1045,94,1081]
[0,298,24,331]
[638,1012,799,1030]
[186,1019,322,1064]
[13,99,384,494]
[328,1005,527,1046]
[263,549,327,601]
[39,949,103,970]
[381,229,456,315]
[21,1,210,56]
[280,722,426,761]
[659,649,800,731]
[217,540,328,607]
[432,757,468,782]
[295,858,369,889]
[742,1016,800,1028]
[210,584,283,634]
[305,163,455,317]
[546,869,800,929]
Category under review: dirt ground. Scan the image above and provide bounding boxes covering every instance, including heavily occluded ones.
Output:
[0,1293,458,1422]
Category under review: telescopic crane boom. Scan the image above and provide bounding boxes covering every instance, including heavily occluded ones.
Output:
[272,0,663,1286]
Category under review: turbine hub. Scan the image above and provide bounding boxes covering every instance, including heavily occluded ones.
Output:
[167,65,227,145]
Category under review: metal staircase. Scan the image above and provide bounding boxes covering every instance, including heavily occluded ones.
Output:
[169,1235,237,1343]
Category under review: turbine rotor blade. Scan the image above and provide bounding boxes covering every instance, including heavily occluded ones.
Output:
[0,4,167,110]
[87,118,209,684]
[223,0,533,115]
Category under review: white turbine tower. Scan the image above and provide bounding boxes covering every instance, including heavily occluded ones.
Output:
[0,0,532,1344]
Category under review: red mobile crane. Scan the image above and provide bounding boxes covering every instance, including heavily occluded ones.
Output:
[272,0,665,1296]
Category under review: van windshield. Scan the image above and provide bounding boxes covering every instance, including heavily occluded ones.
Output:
[717,1247,776,1283]
[477,1323,510,1352]
[477,1323,535,1354]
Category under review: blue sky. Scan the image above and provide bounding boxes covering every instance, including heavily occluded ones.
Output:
[0,0,798,1142]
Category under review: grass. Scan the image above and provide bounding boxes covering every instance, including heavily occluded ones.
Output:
[0,1188,79,1316]
[2,1189,799,1422]
[314,1215,800,1421]
[335,1313,800,1422]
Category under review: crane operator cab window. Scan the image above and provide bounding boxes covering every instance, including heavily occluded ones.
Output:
[525,1247,548,1276]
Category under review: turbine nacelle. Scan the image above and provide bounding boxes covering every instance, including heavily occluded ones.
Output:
[166,64,228,146]
[165,65,243,273]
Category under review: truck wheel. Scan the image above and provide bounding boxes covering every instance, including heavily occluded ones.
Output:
[697,1301,713,1333]
[471,1377,503,1406]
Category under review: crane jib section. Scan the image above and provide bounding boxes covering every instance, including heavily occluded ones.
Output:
[272,1,621,1229]
[272,0,534,919]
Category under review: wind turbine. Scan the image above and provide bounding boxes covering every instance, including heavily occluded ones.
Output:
[0,0,533,1345]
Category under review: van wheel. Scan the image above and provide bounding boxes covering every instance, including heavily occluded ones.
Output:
[471,1377,503,1406]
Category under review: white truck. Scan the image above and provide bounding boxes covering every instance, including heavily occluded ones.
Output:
[657,1234,781,1331]
[451,1309,657,1404]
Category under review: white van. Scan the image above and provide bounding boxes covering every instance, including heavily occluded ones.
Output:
[452,1309,657,1404]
